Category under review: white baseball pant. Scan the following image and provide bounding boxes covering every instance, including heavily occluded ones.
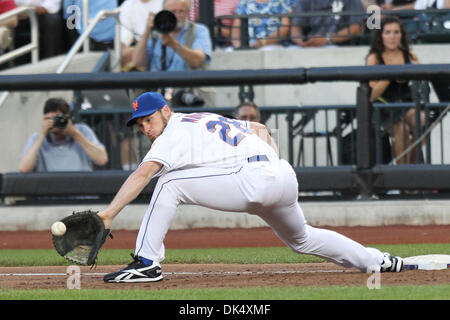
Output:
[135,158,384,273]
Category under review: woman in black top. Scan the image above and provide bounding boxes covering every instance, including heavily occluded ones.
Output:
[366,15,425,164]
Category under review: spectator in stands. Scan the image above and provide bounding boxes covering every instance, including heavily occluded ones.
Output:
[362,0,450,10]
[119,0,163,69]
[19,98,108,172]
[188,0,240,20]
[366,15,425,164]
[361,0,375,9]
[131,0,214,104]
[0,0,18,55]
[132,0,211,72]
[361,0,415,10]
[63,0,118,52]
[188,0,198,21]
[0,1,18,28]
[291,0,365,47]
[413,0,450,9]
[231,0,294,50]
[235,101,262,122]
[131,0,214,161]
[214,0,240,49]
[15,0,64,59]
[187,0,240,49]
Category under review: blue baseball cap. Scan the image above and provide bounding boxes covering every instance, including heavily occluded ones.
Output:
[126,92,168,127]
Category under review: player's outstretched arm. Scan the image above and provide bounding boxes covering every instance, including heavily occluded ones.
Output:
[98,161,162,228]
[250,122,279,157]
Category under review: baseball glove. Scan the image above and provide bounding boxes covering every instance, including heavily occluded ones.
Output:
[52,210,112,266]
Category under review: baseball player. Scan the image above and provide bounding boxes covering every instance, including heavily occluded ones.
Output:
[100,92,403,283]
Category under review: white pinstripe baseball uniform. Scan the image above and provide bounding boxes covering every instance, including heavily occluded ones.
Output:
[134,111,385,273]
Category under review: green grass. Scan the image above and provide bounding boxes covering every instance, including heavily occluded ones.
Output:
[0,285,449,300]
[0,244,449,301]
[0,243,448,266]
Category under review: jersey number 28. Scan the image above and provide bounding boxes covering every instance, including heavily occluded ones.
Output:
[206,116,250,147]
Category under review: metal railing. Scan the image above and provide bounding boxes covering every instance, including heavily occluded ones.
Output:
[56,7,121,74]
[77,104,348,169]
[372,102,450,164]
[2,64,449,90]
[76,100,450,170]
[0,7,121,110]
[0,6,39,107]
[77,105,302,170]
[0,6,39,65]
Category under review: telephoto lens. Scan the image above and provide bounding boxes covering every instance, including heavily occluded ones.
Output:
[180,92,204,106]
[172,89,204,106]
[153,10,177,34]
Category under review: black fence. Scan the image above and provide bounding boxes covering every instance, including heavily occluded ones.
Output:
[77,102,450,168]
[0,64,449,203]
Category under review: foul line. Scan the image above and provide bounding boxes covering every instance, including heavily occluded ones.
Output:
[0,269,351,277]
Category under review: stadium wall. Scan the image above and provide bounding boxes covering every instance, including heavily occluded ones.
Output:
[0,200,449,231]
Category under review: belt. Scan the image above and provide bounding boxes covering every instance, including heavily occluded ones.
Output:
[247,155,269,163]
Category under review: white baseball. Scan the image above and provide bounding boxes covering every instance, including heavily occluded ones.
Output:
[51,221,67,236]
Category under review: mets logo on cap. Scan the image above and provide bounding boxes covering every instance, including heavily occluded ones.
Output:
[126,92,168,127]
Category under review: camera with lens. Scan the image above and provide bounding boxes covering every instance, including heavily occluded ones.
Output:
[172,89,204,107]
[52,114,68,129]
[153,10,177,34]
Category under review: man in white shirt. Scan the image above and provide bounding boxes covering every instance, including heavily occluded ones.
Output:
[414,0,450,9]
[119,0,163,68]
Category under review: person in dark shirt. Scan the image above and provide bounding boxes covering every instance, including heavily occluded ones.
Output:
[366,16,425,164]
[291,0,365,47]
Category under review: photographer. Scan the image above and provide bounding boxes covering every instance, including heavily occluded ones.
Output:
[19,98,108,172]
[131,0,215,107]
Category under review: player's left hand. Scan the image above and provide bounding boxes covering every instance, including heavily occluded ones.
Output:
[52,210,113,266]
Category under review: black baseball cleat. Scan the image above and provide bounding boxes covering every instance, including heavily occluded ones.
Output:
[380,252,404,272]
[104,253,163,283]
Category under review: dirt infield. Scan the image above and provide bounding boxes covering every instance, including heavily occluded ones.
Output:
[2,225,450,249]
[0,225,449,290]
[1,264,449,290]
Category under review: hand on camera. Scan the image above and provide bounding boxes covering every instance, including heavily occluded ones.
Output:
[160,33,176,47]
[146,12,156,32]
[41,117,54,136]
[61,119,78,137]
